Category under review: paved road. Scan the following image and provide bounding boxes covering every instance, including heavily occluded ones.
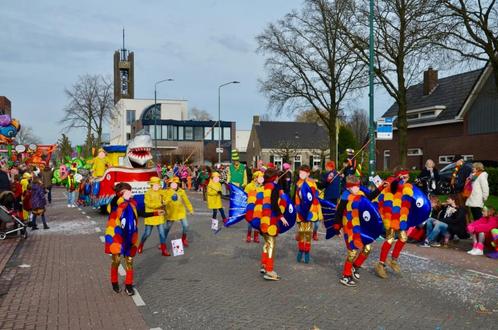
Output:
[110,191,497,330]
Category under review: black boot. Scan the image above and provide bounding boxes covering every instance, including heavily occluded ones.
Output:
[43,225,49,230]
[112,282,121,293]
[125,284,135,296]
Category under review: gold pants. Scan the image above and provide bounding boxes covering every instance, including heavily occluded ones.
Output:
[111,254,133,271]
[385,228,408,244]
[262,234,276,260]
[298,222,313,244]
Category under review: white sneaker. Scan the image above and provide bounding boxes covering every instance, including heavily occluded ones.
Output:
[467,248,476,254]
[471,249,484,256]
[67,204,71,208]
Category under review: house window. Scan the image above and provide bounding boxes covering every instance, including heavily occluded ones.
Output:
[223,127,231,141]
[420,111,436,118]
[407,148,423,156]
[204,127,212,140]
[438,155,453,165]
[126,133,131,142]
[177,127,184,140]
[407,111,438,121]
[463,155,474,161]
[126,110,136,126]
[294,155,302,170]
[407,114,419,120]
[213,127,221,140]
[161,125,168,140]
[312,155,321,168]
[151,125,161,140]
[383,150,390,170]
[143,125,150,133]
[185,127,193,140]
[194,127,203,140]
[274,156,283,170]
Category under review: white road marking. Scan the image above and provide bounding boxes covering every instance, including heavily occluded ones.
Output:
[132,289,146,306]
[99,236,105,242]
[400,252,430,261]
[150,328,163,330]
[95,227,101,233]
[195,211,214,216]
[90,220,96,224]
[18,264,31,268]
[118,265,126,276]
[466,269,498,280]
[81,211,86,215]
[87,216,92,219]
[78,208,82,211]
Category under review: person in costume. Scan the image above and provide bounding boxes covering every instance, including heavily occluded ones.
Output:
[207,172,227,224]
[138,177,168,256]
[243,170,264,243]
[334,175,383,287]
[227,149,247,188]
[278,163,292,195]
[163,176,194,248]
[65,170,78,208]
[374,168,413,279]
[105,182,139,296]
[91,148,111,178]
[20,172,32,221]
[255,167,290,280]
[294,165,322,263]
[486,228,498,259]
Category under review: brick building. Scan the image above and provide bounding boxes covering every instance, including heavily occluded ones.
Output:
[377,65,498,170]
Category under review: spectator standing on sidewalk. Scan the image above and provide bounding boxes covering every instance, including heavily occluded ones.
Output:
[65,170,78,207]
[417,159,439,196]
[464,162,489,221]
[40,165,53,204]
[30,176,49,230]
[450,155,472,194]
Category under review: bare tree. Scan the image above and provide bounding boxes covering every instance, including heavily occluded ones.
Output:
[442,0,498,92]
[190,107,213,120]
[257,0,367,162]
[346,107,368,144]
[342,0,447,166]
[15,126,41,145]
[295,109,324,122]
[60,74,115,146]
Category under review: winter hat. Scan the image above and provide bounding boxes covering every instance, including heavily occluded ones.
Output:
[325,160,335,170]
[169,176,180,184]
[231,149,240,161]
[211,172,221,178]
[252,170,264,179]
[282,163,291,171]
[346,148,355,156]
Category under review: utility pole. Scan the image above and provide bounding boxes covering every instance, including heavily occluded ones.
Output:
[368,0,376,177]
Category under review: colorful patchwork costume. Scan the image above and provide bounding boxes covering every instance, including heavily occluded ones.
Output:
[374,170,413,278]
[295,177,322,263]
[246,170,290,281]
[105,183,139,295]
[487,228,498,259]
[334,176,381,287]
[243,171,264,243]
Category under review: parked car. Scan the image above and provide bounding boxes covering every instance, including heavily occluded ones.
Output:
[438,160,498,194]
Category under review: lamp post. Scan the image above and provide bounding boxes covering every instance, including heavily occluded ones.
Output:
[154,78,174,162]
[217,81,240,164]
[368,0,376,177]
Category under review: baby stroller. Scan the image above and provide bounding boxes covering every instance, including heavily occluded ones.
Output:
[0,205,28,240]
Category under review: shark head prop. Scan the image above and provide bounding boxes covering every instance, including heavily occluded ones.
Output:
[125,131,153,168]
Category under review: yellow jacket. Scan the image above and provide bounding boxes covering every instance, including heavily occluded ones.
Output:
[144,188,165,226]
[20,178,30,192]
[91,157,110,177]
[206,180,222,209]
[164,188,193,221]
[244,181,261,194]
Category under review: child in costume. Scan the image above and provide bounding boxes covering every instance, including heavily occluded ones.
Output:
[486,228,498,259]
[105,182,139,296]
[295,165,322,263]
[467,207,497,256]
[207,172,227,224]
[335,175,382,287]
[244,170,264,243]
[247,167,290,281]
[138,177,169,256]
[90,148,111,178]
[66,170,78,208]
[164,176,194,247]
[374,168,413,279]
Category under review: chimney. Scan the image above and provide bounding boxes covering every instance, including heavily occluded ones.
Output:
[423,67,438,95]
[253,115,260,125]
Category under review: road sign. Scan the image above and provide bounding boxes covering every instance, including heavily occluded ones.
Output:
[216,148,224,153]
[376,117,393,140]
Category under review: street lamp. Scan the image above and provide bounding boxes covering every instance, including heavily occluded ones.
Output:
[368,0,376,177]
[154,78,174,162]
[217,81,240,164]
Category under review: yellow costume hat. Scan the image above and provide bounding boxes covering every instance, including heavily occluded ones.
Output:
[22,172,32,179]
[253,170,263,179]
[149,176,161,185]
[211,172,220,178]
[168,176,180,184]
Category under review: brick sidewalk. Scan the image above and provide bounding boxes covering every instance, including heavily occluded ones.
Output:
[0,188,148,330]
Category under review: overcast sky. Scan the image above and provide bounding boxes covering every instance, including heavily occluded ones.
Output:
[1,0,393,144]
